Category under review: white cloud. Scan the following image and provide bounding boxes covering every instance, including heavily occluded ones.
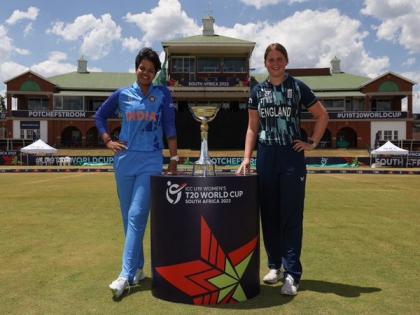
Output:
[125,0,200,47]
[361,0,420,54]
[30,51,76,77]
[239,0,306,9]
[0,61,28,82]
[401,71,419,86]
[403,57,416,67]
[23,23,33,37]
[122,37,142,53]
[29,51,102,77]
[14,48,30,56]
[400,72,420,112]
[0,24,32,59]
[216,9,389,77]
[47,14,122,60]
[6,6,39,25]
[0,25,29,94]
[0,25,14,61]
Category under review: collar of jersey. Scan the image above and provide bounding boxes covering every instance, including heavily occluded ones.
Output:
[264,72,289,89]
[132,81,155,97]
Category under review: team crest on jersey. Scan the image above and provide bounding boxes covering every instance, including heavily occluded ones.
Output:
[149,95,156,102]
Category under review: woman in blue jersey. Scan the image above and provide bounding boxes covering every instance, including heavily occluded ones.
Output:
[237,43,328,295]
[96,48,178,298]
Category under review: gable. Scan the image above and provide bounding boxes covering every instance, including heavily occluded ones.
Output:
[361,72,414,93]
[5,71,56,92]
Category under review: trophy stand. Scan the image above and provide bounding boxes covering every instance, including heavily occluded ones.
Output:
[189,105,220,176]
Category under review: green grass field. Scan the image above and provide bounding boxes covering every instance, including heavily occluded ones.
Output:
[1,173,419,314]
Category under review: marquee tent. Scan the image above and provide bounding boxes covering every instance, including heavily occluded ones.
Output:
[371,141,408,155]
[370,141,408,167]
[20,139,57,154]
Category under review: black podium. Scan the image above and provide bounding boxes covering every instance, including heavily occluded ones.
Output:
[150,174,259,305]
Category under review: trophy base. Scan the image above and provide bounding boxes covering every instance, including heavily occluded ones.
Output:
[192,163,216,177]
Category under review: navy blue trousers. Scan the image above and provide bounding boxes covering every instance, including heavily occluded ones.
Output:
[257,144,306,283]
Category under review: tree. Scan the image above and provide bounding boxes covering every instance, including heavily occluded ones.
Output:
[0,95,5,111]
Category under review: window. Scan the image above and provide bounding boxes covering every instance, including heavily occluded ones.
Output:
[20,129,39,140]
[323,99,345,111]
[197,58,221,72]
[28,97,49,110]
[171,58,184,73]
[86,99,106,112]
[171,57,195,73]
[63,96,83,111]
[54,96,84,110]
[54,95,63,110]
[223,57,247,72]
[393,130,398,140]
[12,97,18,110]
[345,98,364,111]
[383,130,393,141]
[375,100,391,111]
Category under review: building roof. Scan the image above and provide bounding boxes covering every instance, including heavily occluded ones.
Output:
[253,72,370,91]
[162,34,255,55]
[162,34,255,46]
[360,71,417,87]
[48,72,136,91]
[4,70,51,84]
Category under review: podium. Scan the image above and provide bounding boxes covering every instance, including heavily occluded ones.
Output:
[150,174,259,305]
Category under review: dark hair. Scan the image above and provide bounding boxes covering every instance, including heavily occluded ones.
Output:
[264,43,289,63]
[135,47,161,72]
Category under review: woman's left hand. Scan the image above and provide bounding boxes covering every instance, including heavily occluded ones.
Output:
[166,160,178,175]
[293,139,315,152]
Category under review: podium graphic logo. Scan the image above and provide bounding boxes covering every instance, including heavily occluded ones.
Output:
[166,181,187,204]
[156,216,258,305]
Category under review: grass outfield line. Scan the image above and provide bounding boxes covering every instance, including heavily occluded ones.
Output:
[1,174,419,314]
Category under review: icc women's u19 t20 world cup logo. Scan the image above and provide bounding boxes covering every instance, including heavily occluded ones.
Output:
[165,181,187,204]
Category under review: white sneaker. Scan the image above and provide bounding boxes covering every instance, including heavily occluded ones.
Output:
[281,274,299,295]
[133,269,145,285]
[109,277,129,298]
[263,269,283,284]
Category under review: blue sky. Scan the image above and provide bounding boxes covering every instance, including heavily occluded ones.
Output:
[1,0,420,111]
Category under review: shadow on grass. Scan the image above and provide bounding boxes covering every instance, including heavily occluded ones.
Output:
[112,278,381,306]
[300,279,381,297]
[112,277,152,302]
[208,280,381,310]
[206,285,295,310]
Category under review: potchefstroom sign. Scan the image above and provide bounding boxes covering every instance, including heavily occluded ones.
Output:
[150,175,259,305]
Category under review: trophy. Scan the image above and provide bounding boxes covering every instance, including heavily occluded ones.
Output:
[189,105,220,176]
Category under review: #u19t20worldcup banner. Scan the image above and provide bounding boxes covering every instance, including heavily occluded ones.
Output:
[150,174,259,305]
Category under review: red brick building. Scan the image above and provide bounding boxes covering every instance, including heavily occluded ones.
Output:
[1,16,417,151]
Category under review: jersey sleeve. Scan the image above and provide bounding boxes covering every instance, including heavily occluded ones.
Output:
[248,85,259,110]
[95,89,121,136]
[161,86,177,138]
[297,80,318,109]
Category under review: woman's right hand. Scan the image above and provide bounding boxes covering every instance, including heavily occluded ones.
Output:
[106,140,127,153]
[236,158,251,175]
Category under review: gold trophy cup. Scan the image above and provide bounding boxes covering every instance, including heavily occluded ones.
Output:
[189,105,220,176]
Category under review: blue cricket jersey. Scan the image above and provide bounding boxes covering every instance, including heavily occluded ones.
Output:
[95,82,176,151]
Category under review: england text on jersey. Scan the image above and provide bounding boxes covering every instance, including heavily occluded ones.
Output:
[260,106,292,119]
